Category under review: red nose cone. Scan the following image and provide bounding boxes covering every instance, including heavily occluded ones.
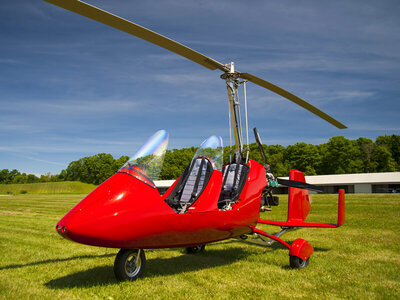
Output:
[56,172,165,248]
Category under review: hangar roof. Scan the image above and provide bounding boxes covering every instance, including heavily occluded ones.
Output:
[283,172,400,186]
[155,172,400,188]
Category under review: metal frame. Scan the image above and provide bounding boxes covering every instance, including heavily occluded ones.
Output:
[222,62,250,164]
[238,227,297,248]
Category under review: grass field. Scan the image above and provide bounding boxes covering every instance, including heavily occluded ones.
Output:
[0,181,97,195]
[0,192,399,299]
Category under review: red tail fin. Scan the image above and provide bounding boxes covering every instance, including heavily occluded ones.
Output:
[258,170,345,228]
[337,189,345,226]
[287,170,311,222]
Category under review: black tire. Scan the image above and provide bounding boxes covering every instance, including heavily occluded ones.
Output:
[114,249,146,281]
[289,255,309,269]
[186,244,205,254]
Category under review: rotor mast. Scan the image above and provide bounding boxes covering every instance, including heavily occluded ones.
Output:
[222,62,247,163]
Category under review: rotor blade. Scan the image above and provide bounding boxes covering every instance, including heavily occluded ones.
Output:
[241,73,347,129]
[45,0,347,130]
[44,0,227,71]
[253,128,268,165]
[277,178,323,193]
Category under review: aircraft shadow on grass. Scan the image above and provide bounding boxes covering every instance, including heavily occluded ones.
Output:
[215,238,330,252]
[0,253,115,271]
[45,247,251,289]
[0,239,330,288]
[44,242,330,289]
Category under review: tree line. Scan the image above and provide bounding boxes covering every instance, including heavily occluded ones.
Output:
[1,135,399,185]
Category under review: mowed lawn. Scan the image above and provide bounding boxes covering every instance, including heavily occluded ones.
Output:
[0,192,399,299]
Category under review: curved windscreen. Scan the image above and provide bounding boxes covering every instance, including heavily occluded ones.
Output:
[193,135,223,170]
[119,130,169,185]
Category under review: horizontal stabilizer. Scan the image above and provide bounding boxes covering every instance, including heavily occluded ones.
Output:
[259,189,345,228]
[277,178,323,193]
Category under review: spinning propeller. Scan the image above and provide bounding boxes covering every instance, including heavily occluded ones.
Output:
[254,128,323,193]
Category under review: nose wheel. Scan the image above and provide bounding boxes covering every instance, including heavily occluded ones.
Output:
[289,255,310,269]
[186,244,206,254]
[114,249,146,281]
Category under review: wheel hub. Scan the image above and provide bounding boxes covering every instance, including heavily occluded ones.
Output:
[125,254,141,277]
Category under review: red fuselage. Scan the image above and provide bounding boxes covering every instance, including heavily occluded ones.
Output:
[57,159,267,249]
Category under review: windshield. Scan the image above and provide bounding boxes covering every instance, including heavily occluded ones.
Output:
[119,130,169,185]
[193,135,223,170]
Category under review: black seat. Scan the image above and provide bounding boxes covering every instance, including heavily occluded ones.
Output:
[218,163,249,210]
[165,156,213,213]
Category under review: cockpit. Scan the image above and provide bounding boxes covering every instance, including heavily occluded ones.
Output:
[118,130,249,213]
[164,135,223,213]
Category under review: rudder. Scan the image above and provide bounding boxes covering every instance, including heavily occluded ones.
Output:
[287,170,311,222]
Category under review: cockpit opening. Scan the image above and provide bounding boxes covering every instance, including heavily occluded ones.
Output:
[164,135,223,213]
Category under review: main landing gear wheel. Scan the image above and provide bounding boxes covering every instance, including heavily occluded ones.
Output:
[114,249,146,281]
[289,255,309,269]
[186,244,205,254]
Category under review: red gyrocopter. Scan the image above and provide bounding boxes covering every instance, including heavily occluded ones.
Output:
[46,0,346,281]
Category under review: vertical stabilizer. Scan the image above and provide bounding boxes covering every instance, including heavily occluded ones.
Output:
[287,170,311,222]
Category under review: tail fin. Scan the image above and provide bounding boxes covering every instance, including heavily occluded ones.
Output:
[258,170,345,228]
[287,170,311,222]
[337,189,345,226]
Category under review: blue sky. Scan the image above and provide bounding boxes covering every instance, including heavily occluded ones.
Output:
[1,0,399,175]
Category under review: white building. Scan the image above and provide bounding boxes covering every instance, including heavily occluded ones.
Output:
[303,172,400,194]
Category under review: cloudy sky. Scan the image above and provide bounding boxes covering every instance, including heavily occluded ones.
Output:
[1,0,399,175]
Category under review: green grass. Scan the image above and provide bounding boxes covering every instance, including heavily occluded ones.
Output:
[0,181,97,195]
[0,193,399,299]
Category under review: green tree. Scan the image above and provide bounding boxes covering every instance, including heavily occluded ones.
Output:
[13,173,26,183]
[58,169,67,181]
[320,136,363,174]
[83,153,117,185]
[9,169,21,183]
[0,169,9,183]
[372,145,397,172]
[26,174,39,183]
[356,137,378,172]
[64,160,83,182]
[63,153,122,185]
[376,135,400,169]
[115,155,129,169]
[159,148,196,180]
[4,134,399,184]
[285,142,321,175]
[265,144,288,176]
